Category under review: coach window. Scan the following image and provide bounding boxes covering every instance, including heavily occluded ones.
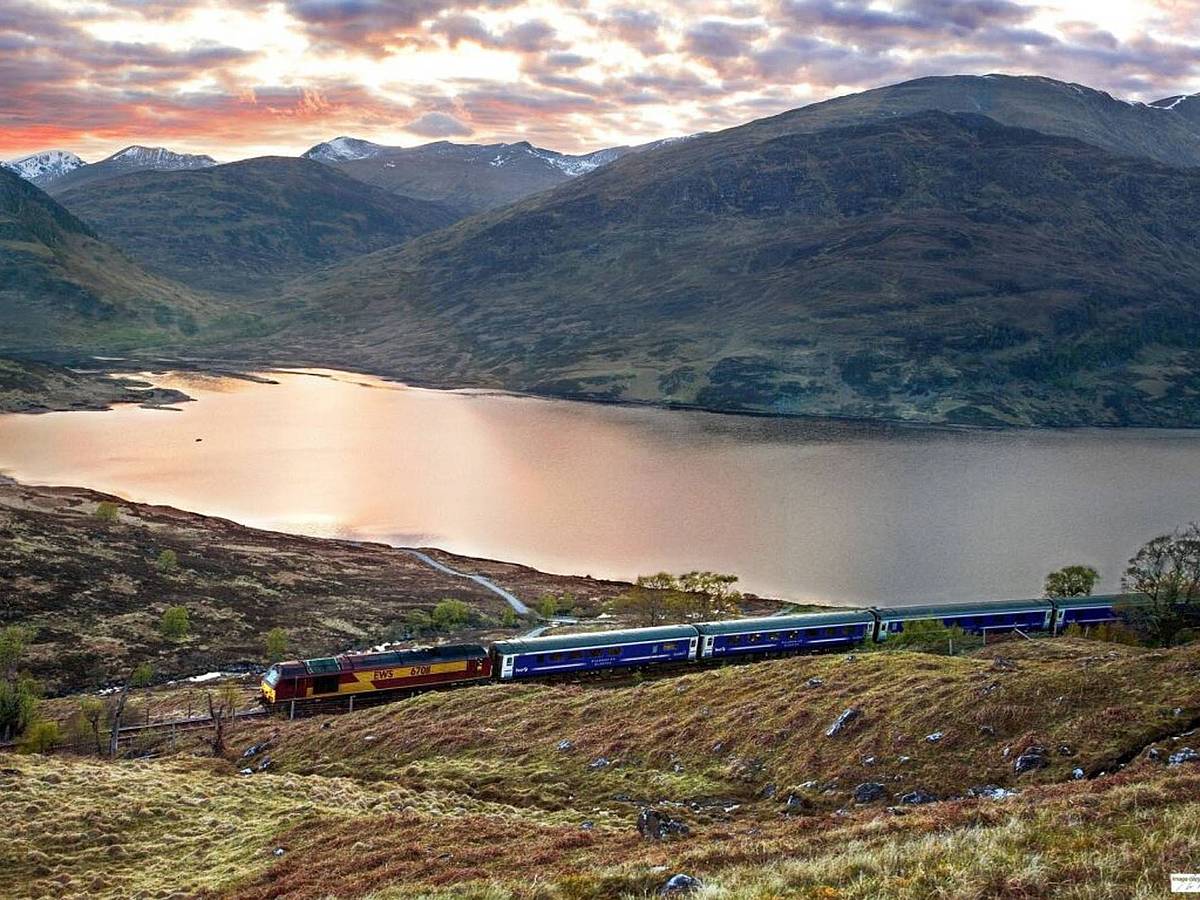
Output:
[661,642,678,651]
[608,647,621,657]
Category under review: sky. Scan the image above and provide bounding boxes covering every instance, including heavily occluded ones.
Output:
[2,0,1199,161]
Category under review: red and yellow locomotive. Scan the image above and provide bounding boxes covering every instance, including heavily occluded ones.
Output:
[261,643,491,708]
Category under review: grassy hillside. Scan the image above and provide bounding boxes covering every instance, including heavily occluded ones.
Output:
[0,168,213,353]
[759,74,1200,168]
[56,158,457,294]
[6,638,1200,898]
[0,479,636,693]
[275,111,1200,426]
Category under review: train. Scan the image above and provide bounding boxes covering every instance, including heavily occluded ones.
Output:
[260,592,1143,709]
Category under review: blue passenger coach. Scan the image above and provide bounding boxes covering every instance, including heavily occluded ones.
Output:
[872,599,1054,639]
[491,625,698,680]
[695,611,875,659]
[1050,594,1142,632]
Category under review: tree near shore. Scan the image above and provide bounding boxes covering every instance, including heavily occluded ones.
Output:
[1044,565,1099,598]
[1121,524,1200,647]
[612,571,742,626]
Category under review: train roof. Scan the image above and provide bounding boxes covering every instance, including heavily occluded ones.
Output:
[695,610,875,636]
[492,624,697,654]
[872,598,1052,619]
[288,643,488,675]
[1048,593,1146,609]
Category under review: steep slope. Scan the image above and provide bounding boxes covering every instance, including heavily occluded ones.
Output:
[44,145,217,194]
[278,111,1200,426]
[309,136,691,214]
[1,150,87,186]
[0,167,210,352]
[56,157,457,293]
[760,73,1200,168]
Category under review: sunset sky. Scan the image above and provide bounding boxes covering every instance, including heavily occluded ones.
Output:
[2,0,1198,162]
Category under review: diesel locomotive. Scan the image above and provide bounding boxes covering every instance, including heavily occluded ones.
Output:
[261,592,1144,709]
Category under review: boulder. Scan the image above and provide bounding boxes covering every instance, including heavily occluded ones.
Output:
[556,739,575,752]
[783,793,812,815]
[660,874,701,895]
[806,677,824,688]
[1014,746,1049,775]
[967,785,1017,800]
[1168,748,1200,766]
[826,707,862,737]
[925,731,944,743]
[256,756,272,772]
[240,740,271,759]
[637,808,690,841]
[900,789,937,805]
[853,782,887,803]
[589,756,611,770]
[1072,767,1085,780]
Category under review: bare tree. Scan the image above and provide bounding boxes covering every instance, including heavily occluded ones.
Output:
[205,682,242,757]
[1122,524,1200,646]
[108,684,130,757]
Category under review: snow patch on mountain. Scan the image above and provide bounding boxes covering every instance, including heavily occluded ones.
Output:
[2,150,86,185]
[104,146,216,170]
[303,137,385,162]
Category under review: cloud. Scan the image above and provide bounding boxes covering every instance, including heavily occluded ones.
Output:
[406,110,474,136]
[3,0,1200,159]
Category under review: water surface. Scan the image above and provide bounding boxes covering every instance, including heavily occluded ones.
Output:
[1,368,1197,605]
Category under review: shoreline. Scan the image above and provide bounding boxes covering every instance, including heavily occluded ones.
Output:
[9,351,1196,432]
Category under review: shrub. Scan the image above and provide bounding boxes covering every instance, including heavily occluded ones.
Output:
[881,619,971,654]
[431,599,471,631]
[20,719,61,754]
[94,501,119,522]
[500,608,520,628]
[130,662,154,688]
[160,605,190,639]
[536,593,559,619]
[264,627,288,662]
[155,549,179,574]
[0,674,39,742]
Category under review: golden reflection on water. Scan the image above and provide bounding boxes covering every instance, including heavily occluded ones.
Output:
[2,368,1199,604]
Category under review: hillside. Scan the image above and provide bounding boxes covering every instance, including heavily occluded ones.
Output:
[56,157,457,293]
[43,145,217,194]
[0,478,643,693]
[273,110,1200,426]
[313,137,690,215]
[0,168,212,352]
[6,639,1200,897]
[762,73,1200,168]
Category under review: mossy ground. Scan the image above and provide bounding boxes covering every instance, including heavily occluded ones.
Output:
[8,639,1200,898]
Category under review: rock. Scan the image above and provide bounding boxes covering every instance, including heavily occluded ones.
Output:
[1168,748,1200,766]
[589,757,611,770]
[826,707,862,737]
[1014,746,1049,775]
[897,756,911,764]
[783,793,811,815]
[862,756,876,766]
[672,762,685,773]
[1148,747,1164,762]
[637,808,689,841]
[580,821,594,830]
[800,780,818,789]
[272,847,285,857]
[240,740,271,759]
[844,654,857,662]
[320,721,331,730]
[363,735,377,743]
[256,757,272,772]
[557,739,575,752]
[1072,767,1085,780]
[925,731,944,743]
[1057,744,1073,756]
[900,789,937,805]
[660,874,701,895]
[967,785,1017,800]
[760,782,777,799]
[979,725,996,736]
[853,782,887,803]
[238,768,253,776]
[711,741,725,754]
[806,677,824,688]
[991,657,1016,671]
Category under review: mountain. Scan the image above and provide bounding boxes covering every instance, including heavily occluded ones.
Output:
[275,109,1200,427]
[1,150,87,186]
[305,136,693,214]
[45,145,217,195]
[757,74,1200,169]
[0,167,209,352]
[55,156,458,293]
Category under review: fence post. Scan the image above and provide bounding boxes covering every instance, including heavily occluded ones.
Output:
[348,695,354,713]
[289,699,295,721]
